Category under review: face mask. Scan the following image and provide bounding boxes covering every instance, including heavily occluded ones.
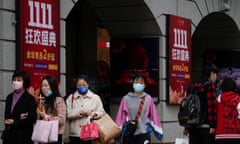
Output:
[45,90,53,97]
[77,86,88,95]
[12,81,23,90]
[133,83,144,93]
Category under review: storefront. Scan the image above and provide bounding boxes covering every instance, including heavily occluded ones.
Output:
[0,0,240,143]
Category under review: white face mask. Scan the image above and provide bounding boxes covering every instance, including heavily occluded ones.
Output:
[12,81,23,90]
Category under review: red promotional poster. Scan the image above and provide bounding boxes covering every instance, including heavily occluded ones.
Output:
[18,0,60,95]
[167,15,191,104]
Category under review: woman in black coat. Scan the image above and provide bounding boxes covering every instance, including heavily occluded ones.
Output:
[2,71,37,144]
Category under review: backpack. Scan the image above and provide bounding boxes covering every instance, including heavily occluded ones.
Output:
[178,81,210,127]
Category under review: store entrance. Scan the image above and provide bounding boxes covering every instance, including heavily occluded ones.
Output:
[191,12,240,82]
[65,0,161,112]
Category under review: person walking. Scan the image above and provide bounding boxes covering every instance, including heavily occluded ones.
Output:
[115,74,163,144]
[66,74,105,144]
[2,70,37,144]
[184,64,218,144]
[37,75,66,144]
[215,78,240,144]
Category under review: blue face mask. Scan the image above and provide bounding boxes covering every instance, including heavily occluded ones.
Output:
[133,83,144,93]
[45,90,53,97]
[77,86,88,95]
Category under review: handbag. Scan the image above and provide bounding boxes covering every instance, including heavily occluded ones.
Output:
[31,120,59,143]
[125,96,145,136]
[32,120,52,143]
[93,114,122,143]
[80,117,99,140]
[175,137,189,144]
[48,120,59,142]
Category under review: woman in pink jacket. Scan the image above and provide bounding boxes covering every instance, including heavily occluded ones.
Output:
[37,76,66,144]
[115,74,163,144]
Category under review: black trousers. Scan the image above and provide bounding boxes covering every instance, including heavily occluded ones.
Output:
[215,140,240,144]
[189,128,215,144]
[69,136,91,144]
[123,134,151,144]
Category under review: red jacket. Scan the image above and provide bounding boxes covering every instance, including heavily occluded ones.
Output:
[215,91,240,140]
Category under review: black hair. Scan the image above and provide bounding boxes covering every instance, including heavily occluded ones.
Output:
[221,78,236,92]
[40,76,61,112]
[202,64,218,81]
[75,74,90,88]
[132,74,146,84]
[12,70,31,89]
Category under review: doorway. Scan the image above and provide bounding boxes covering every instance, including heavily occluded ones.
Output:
[66,0,161,112]
[191,12,240,81]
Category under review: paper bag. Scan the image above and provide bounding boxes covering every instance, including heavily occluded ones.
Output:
[94,114,121,143]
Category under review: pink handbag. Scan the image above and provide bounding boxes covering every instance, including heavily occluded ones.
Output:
[32,120,52,143]
[31,120,59,143]
[80,119,99,140]
[48,120,59,142]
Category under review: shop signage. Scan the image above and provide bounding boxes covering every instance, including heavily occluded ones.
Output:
[167,15,191,104]
[18,0,60,93]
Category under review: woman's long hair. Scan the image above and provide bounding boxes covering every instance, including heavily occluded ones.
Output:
[40,76,61,113]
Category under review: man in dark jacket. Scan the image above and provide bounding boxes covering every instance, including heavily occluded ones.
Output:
[184,64,218,144]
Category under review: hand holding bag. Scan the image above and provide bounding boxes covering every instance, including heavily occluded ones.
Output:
[80,117,99,140]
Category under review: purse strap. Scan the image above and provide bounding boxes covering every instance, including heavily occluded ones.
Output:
[135,96,145,120]
[71,94,74,108]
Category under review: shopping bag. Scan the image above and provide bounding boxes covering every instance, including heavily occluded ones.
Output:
[48,120,59,142]
[175,137,189,144]
[94,114,121,143]
[31,120,52,143]
[80,118,99,140]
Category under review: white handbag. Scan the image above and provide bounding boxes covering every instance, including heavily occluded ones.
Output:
[175,137,189,144]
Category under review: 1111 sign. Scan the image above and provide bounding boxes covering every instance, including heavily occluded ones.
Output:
[25,0,57,47]
[28,0,53,29]
[173,28,187,49]
[172,28,189,62]
[19,0,60,90]
[168,15,191,104]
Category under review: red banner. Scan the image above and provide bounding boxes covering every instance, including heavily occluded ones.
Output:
[168,15,191,104]
[19,0,60,94]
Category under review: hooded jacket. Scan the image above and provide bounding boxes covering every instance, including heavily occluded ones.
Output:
[115,92,163,140]
[215,91,240,140]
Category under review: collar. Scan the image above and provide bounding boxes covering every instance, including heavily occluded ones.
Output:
[13,89,25,96]
[74,90,93,99]
[128,92,147,98]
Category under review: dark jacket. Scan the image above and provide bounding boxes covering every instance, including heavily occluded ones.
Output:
[3,91,37,144]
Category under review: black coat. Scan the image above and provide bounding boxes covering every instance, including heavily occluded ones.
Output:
[3,91,37,144]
